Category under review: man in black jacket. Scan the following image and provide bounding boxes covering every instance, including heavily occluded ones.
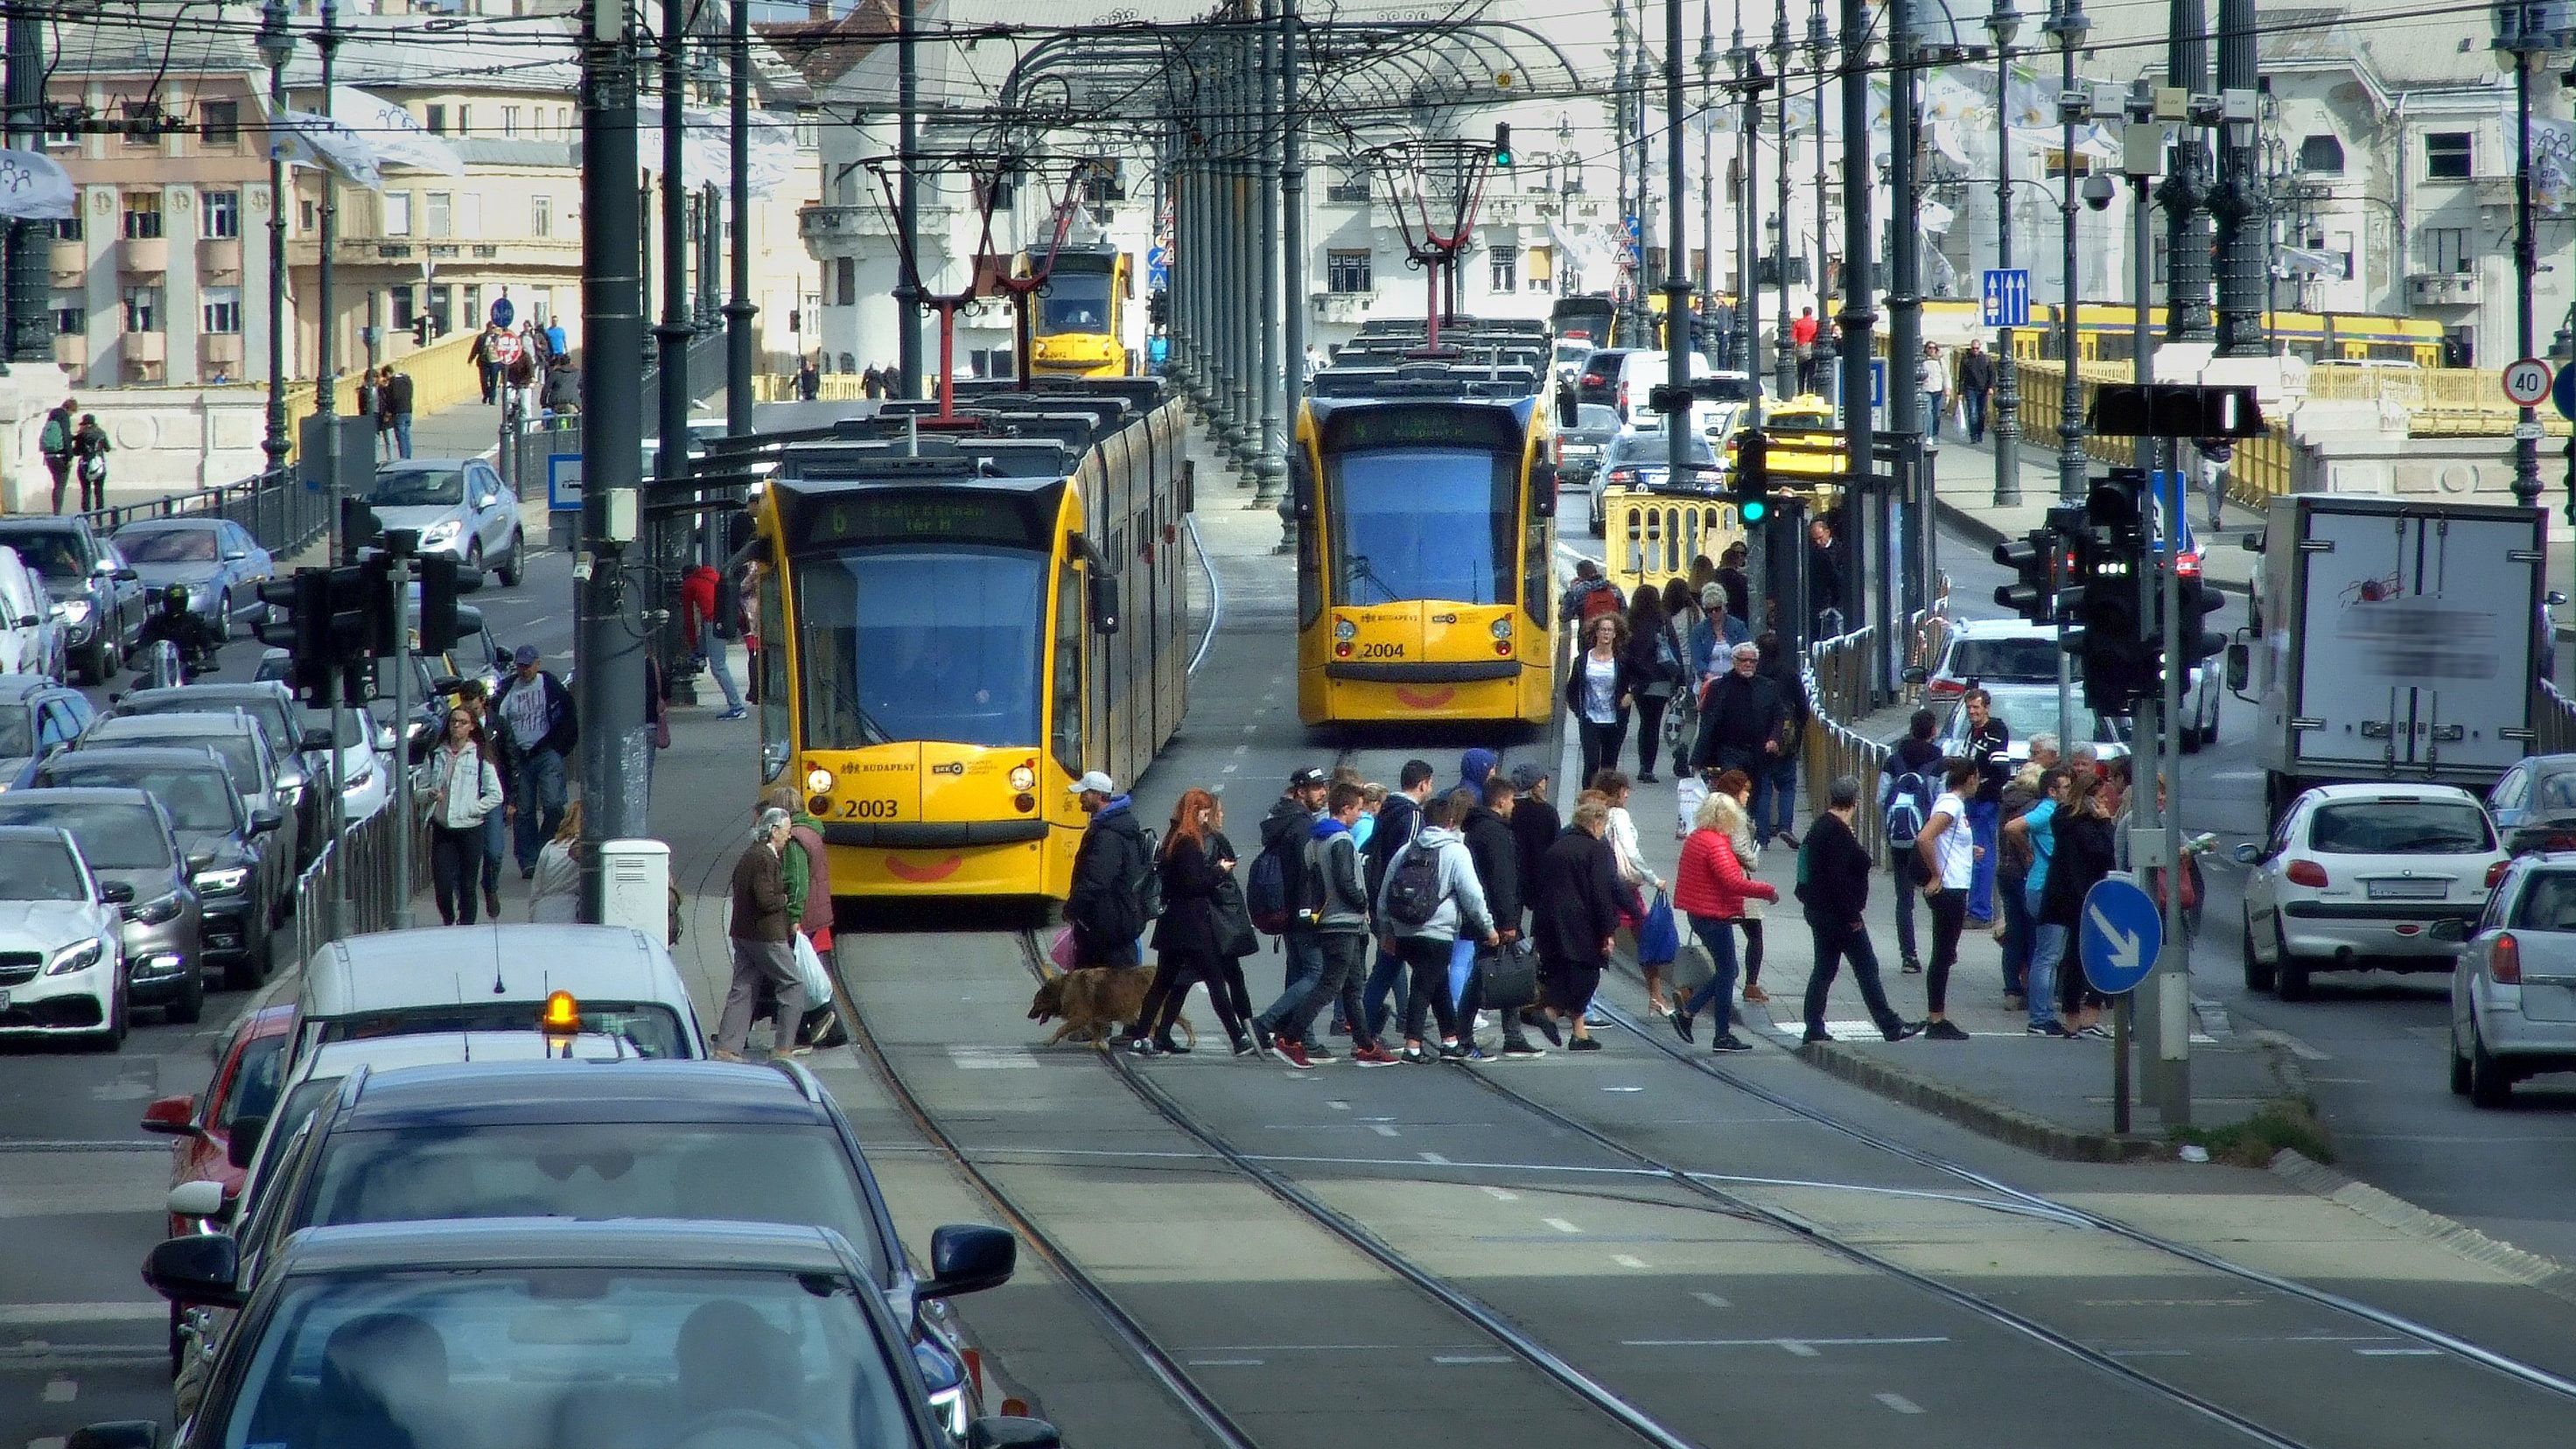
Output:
[1457,776,1540,1059]
[1357,759,1433,1040]
[1506,762,1558,933]
[1957,340,1995,443]
[1065,771,1147,967]
[1251,766,1334,1056]
[1692,641,1787,780]
[1797,774,1921,1045]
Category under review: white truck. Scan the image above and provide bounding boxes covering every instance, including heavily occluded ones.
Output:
[2227,494,2547,822]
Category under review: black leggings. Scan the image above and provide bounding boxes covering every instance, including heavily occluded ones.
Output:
[1926,888,1967,1015]
[1139,949,1249,1044]
[1578,718,1628,788]
[1634,694,1670,776]
[1397,937,1461,1043]
[1739,919,1765,985]
[429,822,485,925]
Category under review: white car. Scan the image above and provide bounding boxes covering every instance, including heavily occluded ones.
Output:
[1931,681,2131,765]
[2446,852,2576,1108]
[1919,617,2224,751]
[0,823,135,1049]
[0,545,63,678]
[2236,782,2506,1000]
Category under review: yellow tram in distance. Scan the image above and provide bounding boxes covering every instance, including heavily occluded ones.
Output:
[1027,244,1136,379]
[723,378,1187,900]
[1292,330,1558,730]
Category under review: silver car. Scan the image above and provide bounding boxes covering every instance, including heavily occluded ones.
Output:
[0,823,134,1049]
[2446,852,2576,1107]
[0,788,203,1026]
[359,457,525,585]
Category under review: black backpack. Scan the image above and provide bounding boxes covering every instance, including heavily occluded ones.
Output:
[1382,842,1446,930]
[1129,826,1164,927]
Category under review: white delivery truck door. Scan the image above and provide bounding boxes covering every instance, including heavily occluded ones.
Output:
[2292,504,2539,776]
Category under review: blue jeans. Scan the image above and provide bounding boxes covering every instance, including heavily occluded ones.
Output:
[511,747,568,871]
[393,413,414,458]
[1256,931,1326,1040]
[1680,916,1740,1032]
[1998,872,2033,998]
[1362,943,1410,1038]
[1767,758,1797,837]
[1966,799,1999,920]
[480,809,506,896]
[1447,936,1477,1019]
[2027,923,2068,1028]
[698,622,743,710]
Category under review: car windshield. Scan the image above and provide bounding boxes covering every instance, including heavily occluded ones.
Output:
[0,528,86,580]
[317,1003,689,1060]
[299,704,371,748]
[90,729,258,795]
[218,1268,915,1449]
[136,692,297,750]
[794,546,1046,750]
[1328,447,1516,606]
[220,1033,290,1133]
[1606,433,1717,468]
[117,528,220,564]
[2311,800,2494,855]
[1574,405,1619,435]
[2536,770,2576,814]
[38,763,237,832]
[0,801,170,870]
[1947,635,2063,682]
[2511,872,2576,930]
[1959,691,2130,749]
[0,709,29,758]
[304,1124,887,1282]
[0,837,84,900]
[366,467,464,508]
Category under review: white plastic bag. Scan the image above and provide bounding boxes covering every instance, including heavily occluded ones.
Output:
[791,930,835,1008]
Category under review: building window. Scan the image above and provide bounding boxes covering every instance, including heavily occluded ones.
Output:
[52,299,83,335]
[2297,134,2343,175]
[2426,226,2471,274]
[463,285,482,327]
[390,287,416,328]
[382,192,410,236]
[299,199,315,233]
[1488,245,1518,293]
[122,192,164,240]
[201,189,240,239]
[531,195,551,237]
[1079,159,1125,202]
[1326,248,1372,293]
[429,284,454,334]
[501,105,521,138]
[201,286,242,334]
[198,100,240,146]
[425,192,452,237]
[458,192,481,237]
[832,257,857,305]
[2426,132,2472,180]
[456,105,471,136]
[122,284,162,332]
[52,213,81,242]
[424,104,447,135]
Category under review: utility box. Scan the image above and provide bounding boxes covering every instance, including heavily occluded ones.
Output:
[598,838,672,944]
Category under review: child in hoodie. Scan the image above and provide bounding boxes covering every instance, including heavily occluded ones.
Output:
[1376,789,1500,1062]
[1267,782,1392,1068]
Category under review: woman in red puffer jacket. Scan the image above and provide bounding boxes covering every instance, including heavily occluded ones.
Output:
[1670,788,1777,1052]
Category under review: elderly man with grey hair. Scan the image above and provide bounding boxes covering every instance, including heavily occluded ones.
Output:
[2026,732,2061,770]
[718,806,806,1060]
[1796,774,1922,1045]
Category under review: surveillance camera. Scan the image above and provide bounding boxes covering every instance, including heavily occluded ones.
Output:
[2082,172,2119,211]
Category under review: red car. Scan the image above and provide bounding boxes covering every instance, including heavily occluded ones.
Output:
[140,1004,295,1237]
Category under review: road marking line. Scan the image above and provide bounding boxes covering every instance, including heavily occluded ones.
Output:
[1186,1358,1265,1368]
[1221,764,1238,774]
[1326,1100,1350,1110]
[1623,1337,1950,1353]
[0,1303,167,1326]
[1419,1152,1450,1165]
[1874,1393,1925,1415]
[1233,744,1250,755]
[31,1438,66,1449]
[1693,1292,1732,1309]
[1482,1186,1518,1201]
[1543,1216,1582,1234]
[1613,1254,1648,1269]
[2356,1348,2441,1357]
[1602,1085,1644,1093]
[41,1380,75,1404]
[1370,1124,1400,1138]
[946,1046,1040,1070]
[1432,1354,1513,1366]
[1782,1341,1821,1357]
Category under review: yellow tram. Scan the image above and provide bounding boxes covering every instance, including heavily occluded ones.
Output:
[727,379,1187,899]
[1027,244,1136,379]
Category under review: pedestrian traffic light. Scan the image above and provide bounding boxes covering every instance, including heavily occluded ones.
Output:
[412,315,433,347]
[1492,122,1514,168]
[256,569,336,708]
[1730,430,1771,524]
[2174,573,2229,669]
[416,553,486,654]
[1992,527,2057,623]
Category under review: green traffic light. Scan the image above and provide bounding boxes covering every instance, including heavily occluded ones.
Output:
[1740,499,1767,523]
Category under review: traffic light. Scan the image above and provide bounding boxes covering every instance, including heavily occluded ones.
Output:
[1147,290,1170,327]
[1492,122,1514,168]
[2067,472,2155,712]
[1992,527,2057,623]
[1730,430,1772,525]
[256,569,336,707]
[2174,573,2229,668]
[416,554,486,654]
[412,315,433,347]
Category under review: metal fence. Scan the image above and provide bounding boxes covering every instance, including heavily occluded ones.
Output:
[80,464,335,560]
[1798,586,1951,866]
[281,796,436,976]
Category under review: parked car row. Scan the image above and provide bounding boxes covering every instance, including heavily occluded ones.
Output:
[105,923,1043,1449]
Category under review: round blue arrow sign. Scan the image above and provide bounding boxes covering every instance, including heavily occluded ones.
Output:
[2078,875,2163,996]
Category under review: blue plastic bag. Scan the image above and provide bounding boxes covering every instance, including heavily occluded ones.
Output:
[1635,890,1681,967]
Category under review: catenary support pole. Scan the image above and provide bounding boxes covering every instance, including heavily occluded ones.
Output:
[1278,0,1304,536]
[1886,0,1924,628]
[2161,0,2213,342]
[2513,46,2544,513]
[2211,0,2261,357]
[1771,11,1796,403]
[1665,0,1690,482]
[725,0,754,434]
[578,0,649,920]
[256,2,292,496]
[389,549,414,930]
[2049,0,2087,501]
[895,0,920,397]
[1,5,43,366]
[1838,0,1880,665]
[1990,1,2021,507]
[1254,0,1284,503]
[654,0,693,698]
[317,1,344,560]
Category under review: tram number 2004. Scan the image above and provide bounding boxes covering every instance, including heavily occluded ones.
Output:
[839,799,900,820]
[1355,643,1405,660]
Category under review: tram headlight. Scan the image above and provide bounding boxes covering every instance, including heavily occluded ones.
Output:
[1489,618,1513,638]
[1009,765,1037,791]
[1334,618,1356,641]
[806,766,834,794]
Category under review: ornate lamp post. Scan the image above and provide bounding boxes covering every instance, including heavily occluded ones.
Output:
[256,1,294,499]
[1985,0,2021,505]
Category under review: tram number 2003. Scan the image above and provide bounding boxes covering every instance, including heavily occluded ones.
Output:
[839,799,901,820]
[1354,643,1404,660]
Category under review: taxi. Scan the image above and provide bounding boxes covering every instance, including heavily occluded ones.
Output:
[291,922,707,1061]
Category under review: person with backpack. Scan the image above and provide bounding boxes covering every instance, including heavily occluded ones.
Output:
[1264,781,1394,1067]
[39,398,75,514]
[1248,766,1335,1059]
[1557,556,1617,626]
[1530,798,1622,1051]
[1357,760,1433,1039]
[1880,709,1944,974]
[1457,776,1542,1059]
[1131,788,1250,1056]
[1064,771,1152,970]
[72,413,111,513]
[1796,775,1922,1045]
[1376,788,1499,1062]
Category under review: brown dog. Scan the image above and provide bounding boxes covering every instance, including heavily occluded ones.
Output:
[1027,966,1194,1050]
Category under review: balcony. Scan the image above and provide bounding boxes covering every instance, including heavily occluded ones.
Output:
[200,333,244,373]
[2409,270,2482,307]
[799,203,881,245]
[120,236,169,273]
[121,330,166,363]
[199,236,243,281]
[52,334,85,368]
[1311,291,1373,324]
[50,240,85,281]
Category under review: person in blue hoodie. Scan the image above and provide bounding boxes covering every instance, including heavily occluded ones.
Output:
[1455,746,1498,799]
[1264,782,1393,1067]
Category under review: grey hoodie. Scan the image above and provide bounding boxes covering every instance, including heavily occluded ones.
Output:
[1374,823,1493,944]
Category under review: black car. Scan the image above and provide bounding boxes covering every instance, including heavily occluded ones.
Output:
[103,682,332,867]
[31,746,281,988]
[187,1058,1012,1441]
[121,1217,1055,1449]
[72,712,298,921]
[1572,346,1637,410]
[0,675,94,788]
[0,787,204,1024]
[0,514,143,683]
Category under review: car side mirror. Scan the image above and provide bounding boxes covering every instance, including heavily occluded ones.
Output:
[249,808,284,835]
[224,550,248,562]
[114,568,140,582]
[965,1419,1060,1449]
[431,675,463,696]
[143,1235,242,1309]
[226,1116,267,1171]
[66,1424,160,1449]
[375,724,400,752]
[299,727,334,752]
[475,494,499,509]
[140,1095,201,1138]
[2224,641,2250,693]
[99,879,135,906]
[14,613,33,627]
[166,1178,228,1221]
[2239,532,2263,553]
[917,1223,1016,1300]
[1088,573,1121,636]
[2428,918,2470,943]
[1901,665,1928,686]
[2231,842,2262,864]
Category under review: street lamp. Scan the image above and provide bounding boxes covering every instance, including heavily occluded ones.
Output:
[256,0,293,505]
[311,0,345,562]
[2496,6,2572,514]
[1808,0,1831,396]
[1726,5,1764,396]
[1769,9,1796,402]
[2044,0,2089,502]
[1985,0,2021,506]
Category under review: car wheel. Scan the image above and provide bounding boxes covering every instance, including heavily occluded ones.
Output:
[2242,913,2275,993]
[2449,1022,2473,1096]
[467,542,484,579]
[499,529,525,586]
[164,962,206,1026]
[2274,920,2313,1001]
[215,591,233,640]
[2468,1019,2514,1109]
[80,636,111,685]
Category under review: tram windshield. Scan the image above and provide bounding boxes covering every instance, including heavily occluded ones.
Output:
[794,546,1047,749]
[1039,271,1114,335]
[1326,447,1516,606]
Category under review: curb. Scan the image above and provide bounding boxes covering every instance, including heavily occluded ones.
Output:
[2266,1148,2576,1308]
[1931,497,2256,598]
[1794,1036,2169,1162]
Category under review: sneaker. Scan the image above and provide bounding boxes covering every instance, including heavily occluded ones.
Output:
[2003,991,2027,1012]
[1645,999,1671,1018]
[1924,1019,1971,1041]
[1154,1036,1192,1055]
[2026,1021,2070,1037]
[1437,1041,1466,1061]
[1802,1028,1836,1045]
[2076,1023,2111,1040]
[1670,1010,1697,1045]
[1272,1040,1313,1069]
[1460,1045,1492,1062]
[1900,957,1923,975]
[521,865,537,882]
[1398,1045,1434,1065]
[1525,1010,1564,1047]
[1230,1034,1257,1057]
[1250,1020,1275,1054]
[1501,1042,1546,1059]
[1710,1032,1754,1054]
[483,886,501,918]
[1586,1010,1615,1028]
[1741,983,1770,1004]
[1353,1045,1401,1067]
[1126,1036,1162,1057]
[1638,772,1660,784]
[1882,1022,1922,1042]
[1568,1036,1604,1052]
[718,706,749,721]
[1304,1040,1336,1062]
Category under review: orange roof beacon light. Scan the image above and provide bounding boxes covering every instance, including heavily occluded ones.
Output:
[540,990,582,1037]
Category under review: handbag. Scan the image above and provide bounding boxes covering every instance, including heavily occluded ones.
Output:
[1212,873,1260,959]
[1480,940,1539,1011]
[1635,889,1681,967]
[1667,929,1716,994]
[1046,925,1079,971]
[789,929,836,1009]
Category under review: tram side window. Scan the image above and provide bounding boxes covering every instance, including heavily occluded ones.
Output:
[1054,560,1085,776]
[1522,508,1550,624]
[757,561,788,749]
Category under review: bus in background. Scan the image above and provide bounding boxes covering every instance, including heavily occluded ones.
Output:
[1029,244,1135,379]
[1292,334,1558,730]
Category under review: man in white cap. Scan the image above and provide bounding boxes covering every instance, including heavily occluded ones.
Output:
[1064,771,1150,968]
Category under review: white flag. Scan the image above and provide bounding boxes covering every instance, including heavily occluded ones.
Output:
[332,86,465,176]
[263,91,384,190]
[0,148,74,220]
[639,108,802,199]
[2529,116,2576,211]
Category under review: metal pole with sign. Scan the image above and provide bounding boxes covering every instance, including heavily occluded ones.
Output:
[2081,872,2163,1134]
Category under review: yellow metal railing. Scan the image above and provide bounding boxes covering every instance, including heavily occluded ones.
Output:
[1606,493,1741,595]
[2013,357,2300,505]
[275,329,485,460]
[753,373,876,402]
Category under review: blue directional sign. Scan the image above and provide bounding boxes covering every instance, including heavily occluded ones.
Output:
[2079,874,2164,996]
[2554,361,2576,424]
[1868,359,1886,409]
[1622,214,1641,238]
[489,296,514,330]
[1145,244,1170,270]
[1980,268,2031,329]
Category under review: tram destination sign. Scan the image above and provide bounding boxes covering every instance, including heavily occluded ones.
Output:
[1323,403,1523,454]
[792,491,1046,551]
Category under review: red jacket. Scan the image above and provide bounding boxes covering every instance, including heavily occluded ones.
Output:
[680,566,719,636]
[1673,827,1776,921]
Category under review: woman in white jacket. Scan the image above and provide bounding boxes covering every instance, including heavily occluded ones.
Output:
[1590,769,1670,1013]
[422,707,506,925]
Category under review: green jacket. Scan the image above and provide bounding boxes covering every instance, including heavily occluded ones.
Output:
[780,809,825,925]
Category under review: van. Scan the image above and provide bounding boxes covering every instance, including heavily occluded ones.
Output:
[292,922,709,1060]
[1611,352,1760,436]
